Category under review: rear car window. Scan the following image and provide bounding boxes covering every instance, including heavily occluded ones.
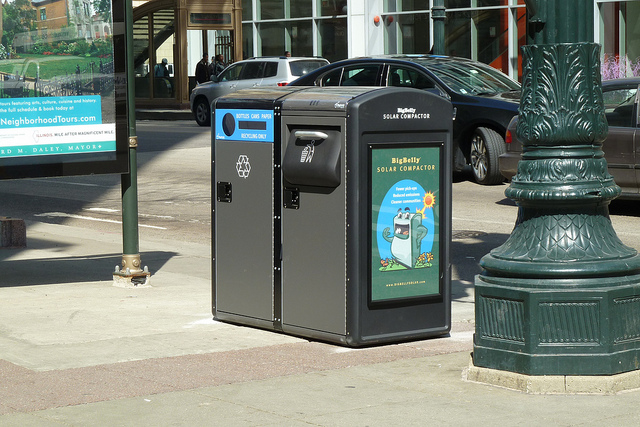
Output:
[289,60,329,77]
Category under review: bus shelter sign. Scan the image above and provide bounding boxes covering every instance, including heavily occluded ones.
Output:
[0,0,127,179]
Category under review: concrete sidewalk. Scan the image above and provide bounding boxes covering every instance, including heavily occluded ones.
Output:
[1,220,640,426]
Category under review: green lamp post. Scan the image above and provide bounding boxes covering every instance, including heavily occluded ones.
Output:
[473,0,640,375]
[113,0,150,286]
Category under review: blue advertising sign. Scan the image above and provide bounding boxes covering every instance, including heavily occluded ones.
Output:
[0,0,127,179]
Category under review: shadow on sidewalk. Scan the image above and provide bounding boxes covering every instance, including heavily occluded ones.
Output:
[0,249,177,287]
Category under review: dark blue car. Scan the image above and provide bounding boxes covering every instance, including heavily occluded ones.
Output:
[289,55,521,185]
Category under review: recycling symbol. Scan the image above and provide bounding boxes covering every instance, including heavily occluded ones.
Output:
[236,155,251,178]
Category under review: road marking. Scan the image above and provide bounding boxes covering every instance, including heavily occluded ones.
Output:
[25,179,103,187]
[85,208,175,220]
[34,212,167,229]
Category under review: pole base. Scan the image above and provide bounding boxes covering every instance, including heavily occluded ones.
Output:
[474,273,640,375]
[465,355,640,394]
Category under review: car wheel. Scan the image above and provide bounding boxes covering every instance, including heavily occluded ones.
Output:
[470,127,506,185]
[194,98,211,127]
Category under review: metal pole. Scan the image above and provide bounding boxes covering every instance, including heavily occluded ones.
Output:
[431,0,445,55]
[115,0,149,285]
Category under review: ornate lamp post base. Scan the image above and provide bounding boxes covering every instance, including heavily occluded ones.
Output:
[473,42,640,376]
[474,274,640,375]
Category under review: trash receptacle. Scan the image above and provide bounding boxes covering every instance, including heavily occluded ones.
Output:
[212,87,306,330]
[213,86,453,346]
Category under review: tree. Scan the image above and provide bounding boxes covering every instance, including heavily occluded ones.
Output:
[2,0,38,52]
[92,0,111,24]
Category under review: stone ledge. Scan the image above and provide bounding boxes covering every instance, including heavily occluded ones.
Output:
[463,355,640,394]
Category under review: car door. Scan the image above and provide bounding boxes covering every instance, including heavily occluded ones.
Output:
[237,61,267,90]
[385,65,449,98]
[602,84,638,197]
[213,63,245,98]
[317,64,383,87]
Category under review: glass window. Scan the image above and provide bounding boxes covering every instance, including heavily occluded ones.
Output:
[319,68,343,86]
[133,15,150,98]
[40,8,46,21]
[261,0,284,20]
[219,64,243,81]
[445,11,471,58]
[291,0,312,18]
[340,65,382,86]
[264,62,278,78]
[321,0,347,16]
[477,0,508,6]
[396,0,429,11]
[417,59,519,94]
[387,66,436,89]
[319,18,347,62]
[153,9,175,99]
[445,0,470,8]
[289,60,329,77]
[242,0,252,21]
[241,62,266,79]
[397,13,430,54]
[474,8,508,75]
[242,24,253,60]
[603,88,637,128]
[288,21,313,57]
[260,22,285,56]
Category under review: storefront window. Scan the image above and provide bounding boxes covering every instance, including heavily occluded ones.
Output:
[133,15,150,98]
[600,1,640,80]
[319,18,347,62]
[398,13,430,54]
[321,0,347,16]
[477,0,509,6]
[243,23,253,59]
[153,9,175,99]
[261,0,284,20]
[398,0,429,11]
[291,0,312,19]
[445,0,470,8]
[474,8,508,74]
[288,20,313,57]
[260,22,285,56]
[242,0,252,21]
[445,10,471,58]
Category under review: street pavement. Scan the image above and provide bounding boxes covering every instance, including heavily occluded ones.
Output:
[2,120,640,424]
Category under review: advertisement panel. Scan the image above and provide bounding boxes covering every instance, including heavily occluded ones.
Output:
[0,0,127,179]
[370,144,442,303]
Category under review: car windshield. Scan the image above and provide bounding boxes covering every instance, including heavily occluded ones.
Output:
[289,60,328,77]
[416,59,520,95]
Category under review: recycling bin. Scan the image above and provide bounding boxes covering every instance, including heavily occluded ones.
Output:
[213,86,453,346]
[212,87,306,330]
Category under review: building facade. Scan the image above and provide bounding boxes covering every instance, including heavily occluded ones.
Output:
[131,0,639,107]
[241,0,640,82]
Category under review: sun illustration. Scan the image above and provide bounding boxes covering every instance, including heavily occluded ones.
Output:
[423,191,436,209]
[417,191,436,215]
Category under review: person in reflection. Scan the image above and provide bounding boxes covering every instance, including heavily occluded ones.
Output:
[154,58,170,77]
[195,53,210,84]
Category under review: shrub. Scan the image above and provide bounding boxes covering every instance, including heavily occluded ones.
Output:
[601,54,640,80]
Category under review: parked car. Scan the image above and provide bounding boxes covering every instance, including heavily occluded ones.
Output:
[499,77,640,199]
[288,54,521,185]
[190,56,329,126]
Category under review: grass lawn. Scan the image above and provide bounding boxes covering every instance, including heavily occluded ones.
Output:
[0,54,112,80]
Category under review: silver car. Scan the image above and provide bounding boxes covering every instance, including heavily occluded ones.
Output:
[190,56,329,126]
